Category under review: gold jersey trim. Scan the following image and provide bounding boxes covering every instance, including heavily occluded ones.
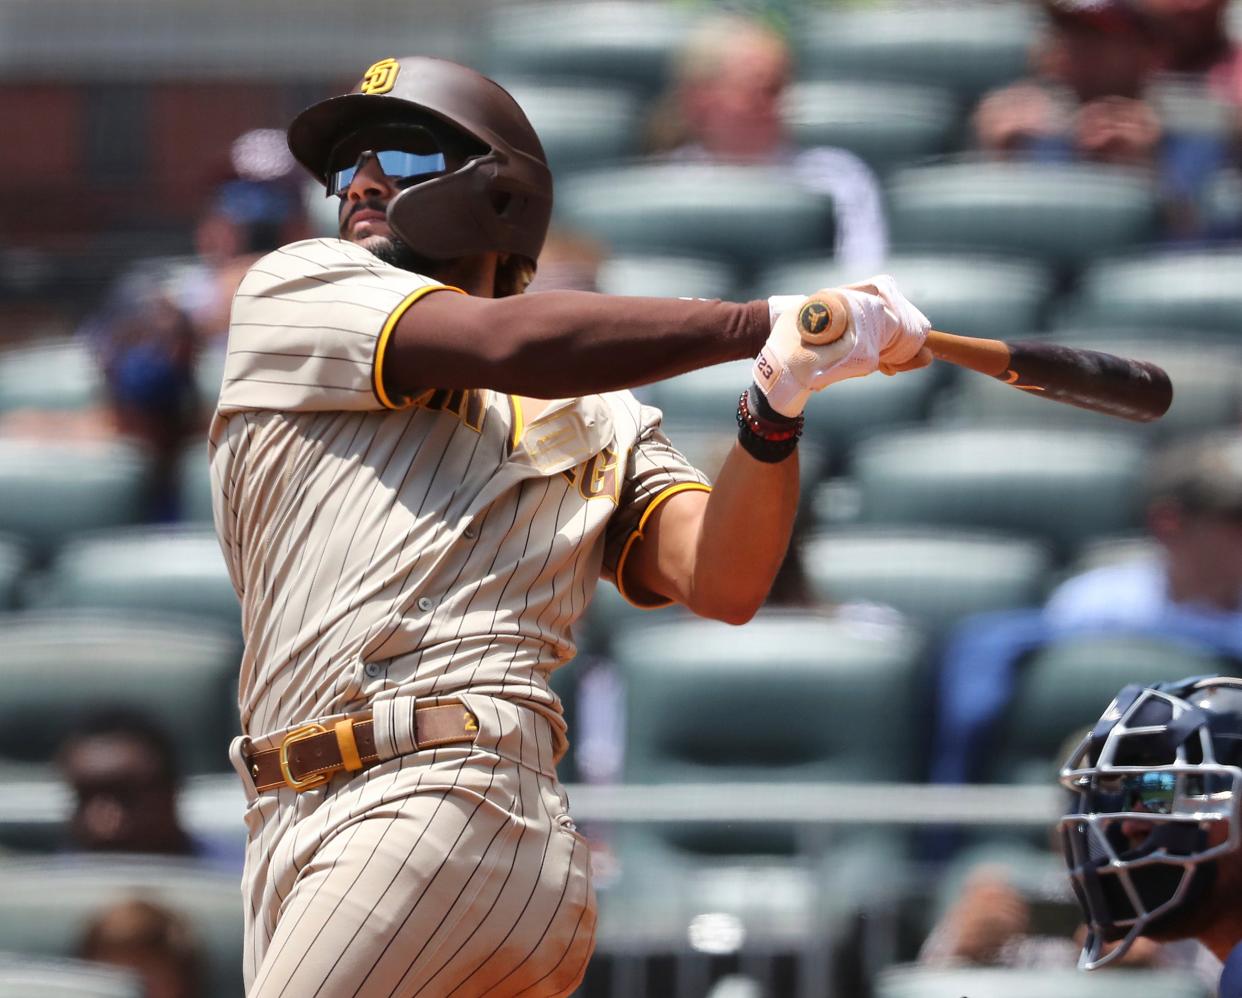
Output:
[373,284,466,410]
[614,481,713,610]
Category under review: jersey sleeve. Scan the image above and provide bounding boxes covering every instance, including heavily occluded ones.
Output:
[216,238,460,414]
[602,401,712,609]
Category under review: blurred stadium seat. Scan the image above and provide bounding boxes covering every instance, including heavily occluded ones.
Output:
[0,339,102,414]
[875,965,1209,998]
[0,954,141,998]
[618,610,925,787]
[0,534,29,609]
[802,528,1052,640]
[483,1,695,94]
[758,253,1054,340]
[594,253,739,301]
[783,81,961,175]
[555,164,834,269]
[887,162,1160,268]
[0,856,243,998]
[177,439,213,523]
[846,427,1148,556]
[38,525,238,630]
[936,337,1242,441]
[1060,249,1242,334]
[981,632,1232,784]
[0,441,150,558]
[0,611,239,774]
[496,81,643,173]
[795,3,1038,100]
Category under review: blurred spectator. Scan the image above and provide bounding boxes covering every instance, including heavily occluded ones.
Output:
[1140,0,1242,103]
[79,898,203,998]
[0,281,201,520]
[972,0,1230,238]
[647,12,888,269]
[57,709,239,868]
[525,227,606,294]
[170,128,310,347]
[1046,432,1242,634]
[930,432,1242,787]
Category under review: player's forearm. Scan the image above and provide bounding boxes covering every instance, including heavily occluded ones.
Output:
[386,290,769,398]
[686,442,800,624]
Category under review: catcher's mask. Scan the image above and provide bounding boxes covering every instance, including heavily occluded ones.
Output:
[1058,675,1242,969]
[287,55,552,265]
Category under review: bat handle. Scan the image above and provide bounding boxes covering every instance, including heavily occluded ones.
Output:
[796,290,852,345]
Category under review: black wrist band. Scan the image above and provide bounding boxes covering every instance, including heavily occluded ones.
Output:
[736,384,802,463]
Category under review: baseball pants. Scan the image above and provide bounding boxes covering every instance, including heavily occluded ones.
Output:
[229,695,597,998]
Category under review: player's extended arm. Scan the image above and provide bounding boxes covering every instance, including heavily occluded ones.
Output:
[387,289,770,399]
[622,443,800,624]
[621,278,932,623]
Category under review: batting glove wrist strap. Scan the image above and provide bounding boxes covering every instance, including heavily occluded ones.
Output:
[736,384,802,463]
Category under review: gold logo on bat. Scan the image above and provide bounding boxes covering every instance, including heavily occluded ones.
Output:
[799,301,831,336]
[360,58,400,95]
[1003,369,1045,392]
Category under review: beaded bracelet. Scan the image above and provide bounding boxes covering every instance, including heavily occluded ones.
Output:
[736,384,803,463]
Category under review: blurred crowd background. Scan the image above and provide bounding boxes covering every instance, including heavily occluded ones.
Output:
[3,0,1242,995]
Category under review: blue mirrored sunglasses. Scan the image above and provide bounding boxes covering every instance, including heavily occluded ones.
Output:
[326,149,448,198]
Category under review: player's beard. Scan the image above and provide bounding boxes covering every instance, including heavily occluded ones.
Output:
[365,234,443,277]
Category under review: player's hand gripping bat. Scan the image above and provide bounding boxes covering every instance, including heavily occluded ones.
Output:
[796,291,1173,423]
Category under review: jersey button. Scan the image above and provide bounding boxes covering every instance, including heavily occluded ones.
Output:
[463,525,477,539]
[417,596,435,612]
[364,662,382,679]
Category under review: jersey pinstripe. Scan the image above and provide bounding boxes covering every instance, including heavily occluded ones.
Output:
[210,236,710,746]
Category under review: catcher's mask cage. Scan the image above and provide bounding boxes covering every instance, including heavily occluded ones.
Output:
[287,56,553,265]
[1058,675,1242,969]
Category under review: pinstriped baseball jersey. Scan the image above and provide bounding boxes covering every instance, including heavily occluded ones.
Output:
[209,237,710,745]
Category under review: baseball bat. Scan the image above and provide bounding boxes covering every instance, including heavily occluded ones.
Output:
[796,292,1173,423]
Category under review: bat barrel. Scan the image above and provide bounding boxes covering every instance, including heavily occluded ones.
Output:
[1003,340,1173,423]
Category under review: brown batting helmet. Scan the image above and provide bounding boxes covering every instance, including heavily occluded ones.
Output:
[287,56,553,263]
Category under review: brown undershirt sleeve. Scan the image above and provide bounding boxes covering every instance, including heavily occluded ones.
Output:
[384,288,770,400]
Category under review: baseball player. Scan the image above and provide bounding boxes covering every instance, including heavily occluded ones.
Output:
[210,55,930,997]
[1060,675,1242,996]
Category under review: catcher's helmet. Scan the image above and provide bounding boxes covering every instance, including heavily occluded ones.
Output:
[287,56,552,264]
[1058,675,1242,969]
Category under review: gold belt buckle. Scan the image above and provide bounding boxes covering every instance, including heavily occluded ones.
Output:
[279,723,330,791]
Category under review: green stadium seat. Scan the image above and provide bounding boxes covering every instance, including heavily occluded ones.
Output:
[803,528,1052,639]
[0,954,140,998]
[177,438,213,524]
[796,4,1039,100]
[982,633,1232,784]
[1062,249,1242,335]
[936,337,1242,441]
[0,339,103,413]
[555,164,834,269]
[617,610,925,786]
[608,610,921,961]
[0,441,149,558]
[594,253,739,301]
[784,81,961,174]
[758,252,1055,340]
[0,610,239,774]
[0,856,243,998]
[0,533,29,609]
[484,2,696,94]
[887,162,1160,268]
[40,525,238,631]
[498,81,642,173]
[876,965,1209,998]
[847,427,1148,556]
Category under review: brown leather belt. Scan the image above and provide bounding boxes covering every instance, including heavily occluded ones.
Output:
[245,703,479,793]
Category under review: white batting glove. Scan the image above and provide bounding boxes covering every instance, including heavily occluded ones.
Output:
[755,278,930,418]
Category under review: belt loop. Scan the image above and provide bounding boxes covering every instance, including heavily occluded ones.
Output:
[334,718,363,772]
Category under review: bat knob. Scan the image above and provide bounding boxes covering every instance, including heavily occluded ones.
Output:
[797,291,850,345]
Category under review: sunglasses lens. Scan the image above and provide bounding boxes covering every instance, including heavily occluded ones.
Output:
[1123,773,1177,814]
[326,126,450,197]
